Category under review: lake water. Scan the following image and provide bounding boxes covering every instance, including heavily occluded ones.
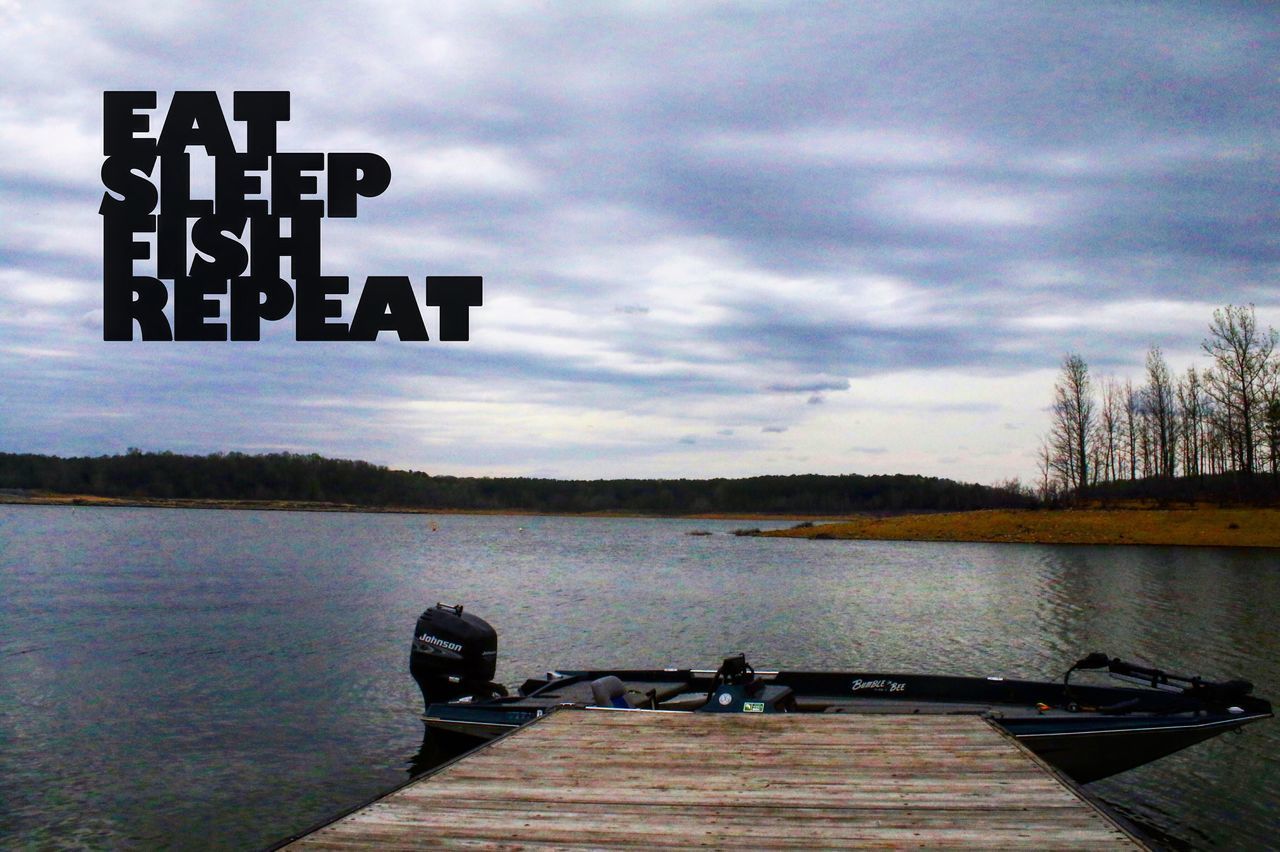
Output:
[1,505,1276,850]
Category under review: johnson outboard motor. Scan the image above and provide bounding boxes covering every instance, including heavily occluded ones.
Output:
[410,603,505,706]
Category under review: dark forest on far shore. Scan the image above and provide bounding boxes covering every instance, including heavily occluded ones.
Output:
[0,450,1038,515]
[5,445,1278,516]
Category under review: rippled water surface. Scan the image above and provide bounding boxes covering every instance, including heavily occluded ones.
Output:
[1,506,1276,849]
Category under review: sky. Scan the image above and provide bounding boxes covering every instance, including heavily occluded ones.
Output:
[0,1,1276,484]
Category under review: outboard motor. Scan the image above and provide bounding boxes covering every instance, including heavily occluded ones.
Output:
[410,603,505,706]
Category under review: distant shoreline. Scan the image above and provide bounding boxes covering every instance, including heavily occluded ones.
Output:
[4,493,1276,548]
[0,492,825,522]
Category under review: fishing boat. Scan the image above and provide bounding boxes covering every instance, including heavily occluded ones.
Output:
[410,603,1271,783]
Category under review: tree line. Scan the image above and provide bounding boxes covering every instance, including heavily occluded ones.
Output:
[1041,304,1279,503]
[0,450,1034,515]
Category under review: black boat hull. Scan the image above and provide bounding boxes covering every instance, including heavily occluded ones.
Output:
[1003,715,1258,783]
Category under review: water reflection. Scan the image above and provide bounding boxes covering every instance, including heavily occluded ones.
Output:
[406,725,475,779]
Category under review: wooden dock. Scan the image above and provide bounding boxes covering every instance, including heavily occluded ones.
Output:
[285,708,1146,850]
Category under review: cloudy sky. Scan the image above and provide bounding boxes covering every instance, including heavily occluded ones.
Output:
[0,2,1275,484]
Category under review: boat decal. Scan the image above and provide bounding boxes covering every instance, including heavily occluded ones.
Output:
[850,678,906,694]
[416,633,463,653]
[742,701,765,713]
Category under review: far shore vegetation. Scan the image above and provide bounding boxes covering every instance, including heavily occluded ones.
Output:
[0,451,1033,516]
[0,489,825,521]
[2,448,1278,548]
[1036,304,1279,503]
[761,505,1280,548]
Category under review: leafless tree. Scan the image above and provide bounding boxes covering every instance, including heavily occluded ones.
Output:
[1266,393,1280,477]
[1202,305,1278,475]
[1037,438,1054,500]
[1176,366,1206,478]
[1035,304,1280,495]
[1123,379,1139,479]
[1142,346,1177,477]
[1096,377,1123,481]
[1049,354,1094,493]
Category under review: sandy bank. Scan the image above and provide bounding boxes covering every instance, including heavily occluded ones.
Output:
[763,507,1280,548]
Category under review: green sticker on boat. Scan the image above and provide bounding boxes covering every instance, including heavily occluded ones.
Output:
[742,701,765,713]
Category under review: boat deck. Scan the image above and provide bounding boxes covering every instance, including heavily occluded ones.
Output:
[283,708,1147,849]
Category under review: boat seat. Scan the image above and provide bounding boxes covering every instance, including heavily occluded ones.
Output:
[589,676,630,708]
[589,676,653,709]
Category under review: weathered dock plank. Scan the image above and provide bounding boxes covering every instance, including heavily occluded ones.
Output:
[284,709,1145,850]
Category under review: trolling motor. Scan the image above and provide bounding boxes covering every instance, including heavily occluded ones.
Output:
[410,603,507,707]
[1063,652,1254,707]
[698,654,796,713]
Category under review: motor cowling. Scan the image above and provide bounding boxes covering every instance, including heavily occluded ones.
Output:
[410,603,498,695]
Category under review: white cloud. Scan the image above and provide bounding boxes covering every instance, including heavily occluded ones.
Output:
[697,126,992,169]
[0,106,101,187]
[0,268,95,308]
[870,178,1050,227]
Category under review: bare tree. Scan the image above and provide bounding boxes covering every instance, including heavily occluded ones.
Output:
[1037,438,1055,501]
[1096,377,1123,482]
[1123,379,1139,479]
[1049,354,1094,493]
[1266,394,1280,477]
[1176,366,1206,478]
[1203,366,1239,474]
[1142,346,1177,477]
[1202,305,1278,475]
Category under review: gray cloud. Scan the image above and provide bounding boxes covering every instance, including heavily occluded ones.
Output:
[1,2,1276,482]
[765,379,851,393]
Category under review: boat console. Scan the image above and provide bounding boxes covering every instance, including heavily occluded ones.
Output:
[696,654,796,713]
